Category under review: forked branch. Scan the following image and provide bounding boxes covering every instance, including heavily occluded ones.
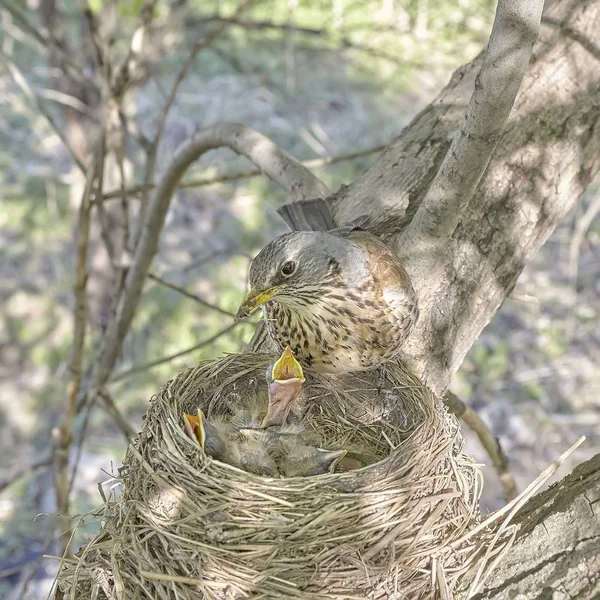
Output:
[403,0,545,246]
[87,123,329,400]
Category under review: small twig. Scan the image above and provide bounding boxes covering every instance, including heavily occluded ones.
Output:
[0,452,53,494]
[111,0,157,101]
[402,0,544,246]
[0,0,97,89]
[444,392,517,502]
[148,272,236,317]
[101,144,384,202]
[67,396,94,504]
[99,390,137,438]
[52,142,101,560]
[0,47,86,173]
[507,292,539,305]
[109,321,246,382]
[186,16,419,66]
[134,0,257,247]
[568,190,600,290]
[8,528,54,600]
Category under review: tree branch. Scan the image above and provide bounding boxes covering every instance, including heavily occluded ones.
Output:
[444,392,517,502]
[109,321,247,382]
[147,272,236,318]
[0,0,97,89]
[332,0,600,396]
[135,0,257,246]
[101,144,384,202]
[0,452,53,494]
[472,451,600,599]
[110,0,157,101]
[87,123,328,403]
[402,0,545,246]
[99,391,136,438]
[0,47,87,173]
[52,141,102,559]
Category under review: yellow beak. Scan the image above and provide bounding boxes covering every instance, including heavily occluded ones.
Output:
[271,346,305,383]
[182,409,205,447]
[235,286,278,320]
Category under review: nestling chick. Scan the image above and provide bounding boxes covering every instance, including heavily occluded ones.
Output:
[183,409,278,477]
[243,427,345,477]
[227,345,306,431]
[278,446,347,477]
[262,346,306,427]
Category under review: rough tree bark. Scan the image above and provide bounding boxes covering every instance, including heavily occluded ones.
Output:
[326,0,600,594]
[332,0,600,397]
[473,452,600,599]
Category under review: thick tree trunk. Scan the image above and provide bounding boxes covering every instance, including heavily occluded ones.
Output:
[331,0,600,397]
[473,452,600,599]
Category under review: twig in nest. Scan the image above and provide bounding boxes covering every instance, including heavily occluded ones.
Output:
[444,391,517,502]
[53,142,103,559]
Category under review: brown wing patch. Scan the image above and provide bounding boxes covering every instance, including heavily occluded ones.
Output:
[348,232,413,297]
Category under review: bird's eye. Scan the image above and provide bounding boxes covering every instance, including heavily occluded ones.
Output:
[280,260,296,277]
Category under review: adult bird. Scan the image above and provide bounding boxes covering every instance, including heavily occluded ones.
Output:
[236,228,418,374]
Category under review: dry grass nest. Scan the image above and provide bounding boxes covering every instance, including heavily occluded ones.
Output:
[57,352,512,599]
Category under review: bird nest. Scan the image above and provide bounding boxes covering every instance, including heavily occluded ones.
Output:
[57,352,509,599]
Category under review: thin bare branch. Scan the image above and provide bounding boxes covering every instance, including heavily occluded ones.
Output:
[0,0,96,89]
[568,189,600,288]
[0,452,53,494]
[403,0,544,245]
[186,16,419,66]
[86,123,329,400]
[53,141,102,559]
[109,322,246,382]
[102,143,384,201]
[99,391,137,438]
[0,47,87,173]
[111,0,157,101]
[135,0,257,246]
[444,391,517,502]
[148,272,236,318]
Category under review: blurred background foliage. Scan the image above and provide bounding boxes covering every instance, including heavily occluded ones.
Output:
[0,0,598,597]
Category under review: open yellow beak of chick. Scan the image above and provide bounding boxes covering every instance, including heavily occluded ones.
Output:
[271,346,305,383]
[183,408,206,448]
[262,346,305,428]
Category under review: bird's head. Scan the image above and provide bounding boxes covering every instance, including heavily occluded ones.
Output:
[235,231,348,319]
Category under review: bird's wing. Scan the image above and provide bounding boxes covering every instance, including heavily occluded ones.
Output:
[348,231,414,297]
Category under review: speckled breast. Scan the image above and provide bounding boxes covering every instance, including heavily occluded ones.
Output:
[263,294,416,374]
